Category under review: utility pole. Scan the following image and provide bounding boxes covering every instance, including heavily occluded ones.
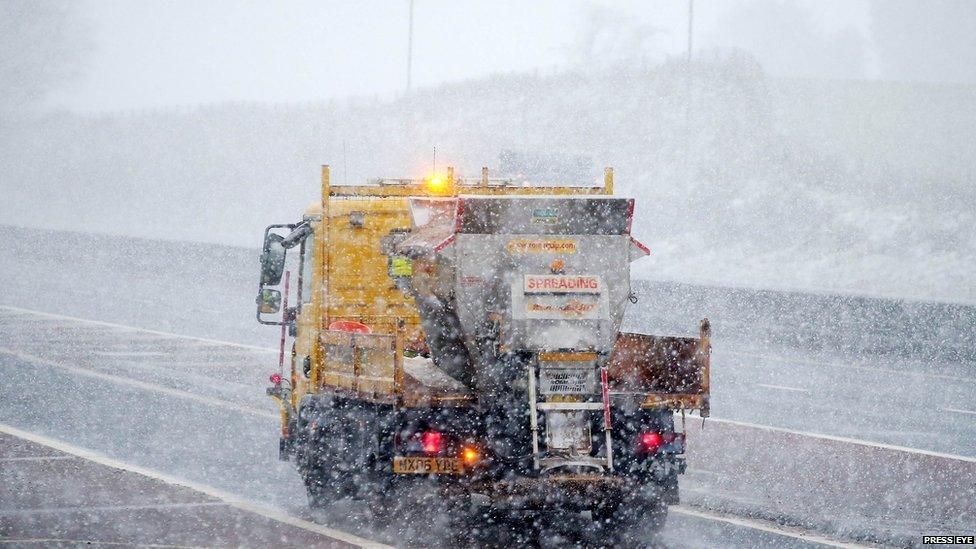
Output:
[685,0,694,186]
[406,0,414,92]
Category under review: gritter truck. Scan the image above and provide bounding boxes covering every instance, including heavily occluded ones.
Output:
[255,165,710,539]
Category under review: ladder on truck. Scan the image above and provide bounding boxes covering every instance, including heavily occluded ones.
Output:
[526,360,614,473]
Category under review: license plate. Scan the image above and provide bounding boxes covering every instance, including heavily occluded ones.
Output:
[393,456,463,474]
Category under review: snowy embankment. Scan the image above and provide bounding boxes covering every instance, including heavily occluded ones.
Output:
[1,56,972,303]
[2,224,971,369]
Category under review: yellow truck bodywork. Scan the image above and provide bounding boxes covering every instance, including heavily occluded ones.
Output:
[285,166,617,414]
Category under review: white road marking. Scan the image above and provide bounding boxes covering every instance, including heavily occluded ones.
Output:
[0,539,199,548]
[95,351,171,357]
[728,349,976,384]
[0,348,277,421]
[0,305,276,353]
[1,501,228,516]
[755,383,809,393]
[0,455,76,462]
[942,407,976,417]
[670,505,875,548]
[0,423,392,549]
[680,413,976,463]
[683,467,722,480]
[87,356,264,394]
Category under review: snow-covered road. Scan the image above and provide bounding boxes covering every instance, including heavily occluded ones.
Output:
[0,306,866,547]
[0,225,973,546]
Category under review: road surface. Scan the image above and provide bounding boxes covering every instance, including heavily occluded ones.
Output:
[1,225,973,547]
[0,429,366,548]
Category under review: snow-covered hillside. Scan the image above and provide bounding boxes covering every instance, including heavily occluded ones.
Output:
[1,54,972,303]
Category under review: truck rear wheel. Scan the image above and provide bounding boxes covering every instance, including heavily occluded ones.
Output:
[299,441,345,509]
[296,433,344,508]
[302,465,340,509]
[295,396,357,509]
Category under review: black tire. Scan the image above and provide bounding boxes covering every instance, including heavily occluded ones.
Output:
[296,396,358,509]
[298,443,344,509]
[302,465,338,509]
[296,429,343,509]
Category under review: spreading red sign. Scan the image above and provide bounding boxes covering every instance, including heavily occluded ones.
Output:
[524,275,601,294]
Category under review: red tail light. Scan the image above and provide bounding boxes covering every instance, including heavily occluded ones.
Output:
[639,432,663,453]
[637,431,685,455]
[422,431,442,454]
[269,373,282,385]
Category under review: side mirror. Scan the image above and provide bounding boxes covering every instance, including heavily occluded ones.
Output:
[260,233,287,286]
[257,288,282,314]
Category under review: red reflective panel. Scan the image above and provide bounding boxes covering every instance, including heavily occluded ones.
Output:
[639,432,663,453]
[422,431,442,454]
[328,320,372,334]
